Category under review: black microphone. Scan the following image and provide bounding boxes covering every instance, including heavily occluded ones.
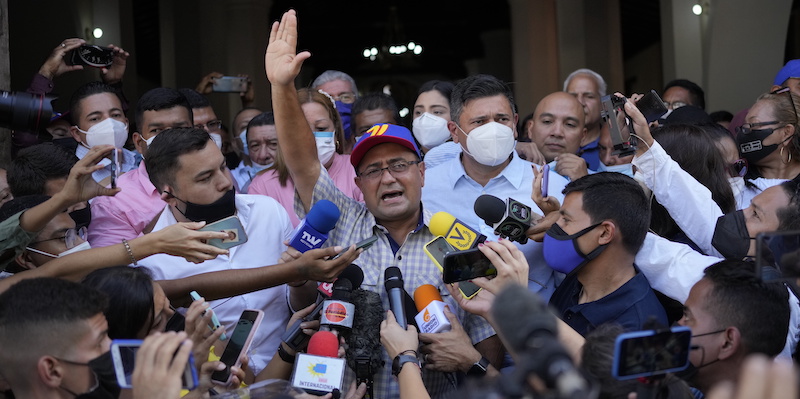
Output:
[492,284,592,398]
[384,267,407,328]
[283,264,364,351]
[346,289,384,399]
[474,194,533,244]
[320,278,355,334]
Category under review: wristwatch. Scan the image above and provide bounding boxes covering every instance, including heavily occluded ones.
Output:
[467,356,490,377]
[392,354,421,376]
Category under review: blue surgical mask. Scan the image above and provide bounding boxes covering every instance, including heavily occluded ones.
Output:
[597,162,634,177]
[543,223,607,274]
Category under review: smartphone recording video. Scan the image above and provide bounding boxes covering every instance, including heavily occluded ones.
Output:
[612,326,691,380]
[111,339,197,389]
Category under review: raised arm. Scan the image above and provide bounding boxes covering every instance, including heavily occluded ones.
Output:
[265,10,318,212]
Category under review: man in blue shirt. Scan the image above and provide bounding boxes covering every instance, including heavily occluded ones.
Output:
[422,74,569,301]
[545,172,667,335]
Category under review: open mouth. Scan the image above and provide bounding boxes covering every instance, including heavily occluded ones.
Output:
[381,191,403,201]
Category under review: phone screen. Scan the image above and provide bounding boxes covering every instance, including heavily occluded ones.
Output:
[111,340,197,389]
[636,90,669,123]
[442,248,497,284]
[211,311,260,382]
[424,237,482,298]
[198,216,248,249]
[613,327,691,380]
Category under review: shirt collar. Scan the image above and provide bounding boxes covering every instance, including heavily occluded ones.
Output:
[448,151,528,190]
[577,267,653,327]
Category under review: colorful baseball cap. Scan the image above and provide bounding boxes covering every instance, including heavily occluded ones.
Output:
[774,59,800,86]
[349,124,421,169]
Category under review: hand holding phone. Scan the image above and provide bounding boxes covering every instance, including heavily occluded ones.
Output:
[189,291,227,341]
[198,216,248,250]
[541,164,549,198]
[112,336,198,390]
[424,236,483,299]
[331,234,378,260]
[612,326,691,380]
[212,76,249,93]
[442,248,498,284]
[211,309,264,385]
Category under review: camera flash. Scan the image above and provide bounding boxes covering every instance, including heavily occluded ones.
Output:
[93,27,103,39]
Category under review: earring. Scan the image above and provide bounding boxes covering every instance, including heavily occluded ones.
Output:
[781,146,793,164]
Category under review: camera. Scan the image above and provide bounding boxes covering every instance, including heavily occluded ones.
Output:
[66,44,114,68]
[0,91,57,131]
[601,95,637,157]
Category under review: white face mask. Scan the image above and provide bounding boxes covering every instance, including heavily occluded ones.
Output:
[459,122,516,167]
[210,133,223,149]
[314,131,336,166]
[729,176,745,199]
[78,118,128,149]
[597,162,634,177]
[412,113,451,149]
[239,129,249,156]
[251,160,273,173]
[26,240,92,259]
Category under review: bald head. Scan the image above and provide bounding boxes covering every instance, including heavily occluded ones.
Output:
[528,92,586,163]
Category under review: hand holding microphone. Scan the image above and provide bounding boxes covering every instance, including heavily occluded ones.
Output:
[380,310,419,359]
[429,211,487,251]
[289,200,341,253]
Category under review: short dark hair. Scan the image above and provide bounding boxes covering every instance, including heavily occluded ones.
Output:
[663,79,706,110]
[134,87,192,131]
[69,81,123,123]
[777,178,800,231]
[8,143,77,196]
[563,172,650,255]
[451,74,517,124]
[702,260,789,357]
[709,110,733,124]
[245,112,276,143]
[352,92,400,123]
[82,266,155,339]
[178,88,211,109]
[145,127,211,191]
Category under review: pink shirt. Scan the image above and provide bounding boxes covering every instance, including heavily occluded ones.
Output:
[248,153,363,226]
[87,162,166,247]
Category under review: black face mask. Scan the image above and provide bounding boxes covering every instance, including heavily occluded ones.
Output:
[737,128,781,164]
[59,351,120,399]
[70,205,92,230]
[52,137,79,153]
[711,210,753,260]
[170,189,236,224]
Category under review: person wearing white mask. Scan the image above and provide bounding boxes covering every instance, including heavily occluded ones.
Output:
[231,112,278,192]
[596,119,635,177]
[68,81,137,185]
[422,74,570,303]
[178,88,225,150]
[249,89,363,226]
[88,87,193,248]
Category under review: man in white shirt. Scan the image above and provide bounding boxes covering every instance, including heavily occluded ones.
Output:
[137,126,293,373]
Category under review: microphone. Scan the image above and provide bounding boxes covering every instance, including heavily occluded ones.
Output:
[474,194,533,244]
[429,211,487,251]
[320,278,355,334]
[291,331,345,397]
[413,284,452,334]
[492,284,592,398]
[384,267,407,328]
[346,289,384,399]
[288,199,341,253]
[283,264,364,351]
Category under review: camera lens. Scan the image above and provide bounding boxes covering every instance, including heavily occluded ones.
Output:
[0,91,56,131]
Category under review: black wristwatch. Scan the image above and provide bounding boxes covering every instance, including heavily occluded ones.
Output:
[467,356,490,377]
[392,354,421,376]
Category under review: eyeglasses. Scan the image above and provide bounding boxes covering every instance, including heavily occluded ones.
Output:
[692,329,725,338]
[29,226,88,249]
[358,160,420,181]
[333,92,356,104]
[195,120,223,132]
[728,158,748,177]
[770,87,799,124]
[735,121,788,135]
[663,101,687,110]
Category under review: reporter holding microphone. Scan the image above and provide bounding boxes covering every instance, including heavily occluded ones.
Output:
[380,310,430,399]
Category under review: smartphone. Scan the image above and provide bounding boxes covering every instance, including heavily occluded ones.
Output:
[755,230,800,280]
[212,76,249,93]
[636,90,669,123]
[424,236,482,299]
[611,326,691,380]
[211,309,264,385]
[198,216,248,249]
[331,234,378,260]
[110,149,119,189]
[442,247,498,284]
[111,339,198,389]
[67,44,114,68]
[541,164,549,198]
[189,291,227,341]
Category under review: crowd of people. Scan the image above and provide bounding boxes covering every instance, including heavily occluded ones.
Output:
[1,8,800,399]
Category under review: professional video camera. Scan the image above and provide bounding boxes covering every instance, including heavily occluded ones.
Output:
[0,90,57,131]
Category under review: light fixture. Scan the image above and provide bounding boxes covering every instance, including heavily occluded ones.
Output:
[93,27,103,39]
[360,6,423,65]
[692,4,702,15]
[399,107,409,118]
